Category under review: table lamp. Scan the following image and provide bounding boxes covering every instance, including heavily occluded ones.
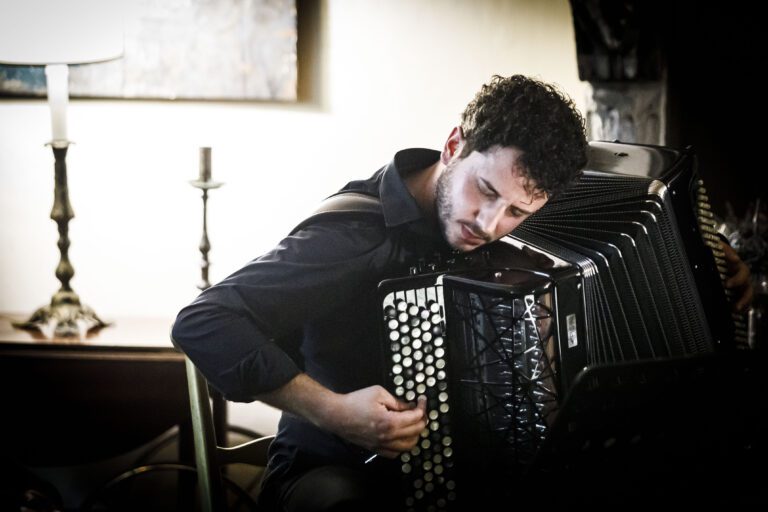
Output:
[0,0,123,337]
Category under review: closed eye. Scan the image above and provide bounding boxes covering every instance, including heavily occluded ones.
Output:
[478,177,536,217]
[507,207,528,218]
[477,178,497,198]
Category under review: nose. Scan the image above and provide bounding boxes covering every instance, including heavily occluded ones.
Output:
[475,203,507,239]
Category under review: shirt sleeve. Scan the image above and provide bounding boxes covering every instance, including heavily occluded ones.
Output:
[171,218,388,402]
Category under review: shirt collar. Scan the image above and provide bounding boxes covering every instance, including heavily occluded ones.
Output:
[379,148,441,227]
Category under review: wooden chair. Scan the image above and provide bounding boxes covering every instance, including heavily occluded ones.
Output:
[179,340,275,511]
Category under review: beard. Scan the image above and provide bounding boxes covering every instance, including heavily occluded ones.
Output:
[435,160,456,247]
[435,160,492,251]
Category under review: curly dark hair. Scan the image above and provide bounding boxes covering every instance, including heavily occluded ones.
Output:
[460,75,588,197]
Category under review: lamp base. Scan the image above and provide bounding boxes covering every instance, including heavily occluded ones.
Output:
[13,291,111,338]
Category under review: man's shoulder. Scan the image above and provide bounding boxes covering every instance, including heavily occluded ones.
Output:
[273,213,390,268]
[337,166,385,197]
[289,191,384,236]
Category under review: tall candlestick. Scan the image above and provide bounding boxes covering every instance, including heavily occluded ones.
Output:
[199,147,212,182]
[12,144,110,337]
[190,152,223,290]
[45,64,69,146]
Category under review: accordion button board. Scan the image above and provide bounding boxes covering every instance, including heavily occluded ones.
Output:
[381,274,458,510]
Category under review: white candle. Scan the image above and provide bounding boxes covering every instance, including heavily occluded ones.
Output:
[199,147,212,181]
[45,64,69,145]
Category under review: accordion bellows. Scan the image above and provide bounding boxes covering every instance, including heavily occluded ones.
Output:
[379,141,742,510]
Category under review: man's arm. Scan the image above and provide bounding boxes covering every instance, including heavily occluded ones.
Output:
[172,219,387,401]
[172,218,428,455]
[257,373,427,459]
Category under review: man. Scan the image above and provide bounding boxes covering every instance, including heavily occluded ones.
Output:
[172,75,752,510]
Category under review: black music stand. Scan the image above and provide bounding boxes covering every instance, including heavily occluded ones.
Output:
[527,351,768,505]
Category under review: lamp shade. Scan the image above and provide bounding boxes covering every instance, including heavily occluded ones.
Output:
[0,0,123,65]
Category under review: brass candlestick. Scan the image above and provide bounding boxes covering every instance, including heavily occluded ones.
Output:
[189,148,223,291]
[13,141,110,337]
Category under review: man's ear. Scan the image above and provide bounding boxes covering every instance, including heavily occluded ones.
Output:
[440,126,465,164]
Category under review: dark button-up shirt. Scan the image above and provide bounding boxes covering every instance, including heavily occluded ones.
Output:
[172,148,454,489]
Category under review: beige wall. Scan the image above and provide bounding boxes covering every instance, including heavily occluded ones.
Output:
[0,0,585,431]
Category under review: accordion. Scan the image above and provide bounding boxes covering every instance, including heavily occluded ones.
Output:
[378,141,747,510]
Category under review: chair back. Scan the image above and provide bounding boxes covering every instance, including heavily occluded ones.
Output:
[176,338,274,512]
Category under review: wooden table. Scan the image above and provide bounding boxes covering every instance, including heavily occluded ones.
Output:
[0,313,192,467]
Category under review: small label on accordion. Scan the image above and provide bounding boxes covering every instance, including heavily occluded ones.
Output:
[567,313,578,348]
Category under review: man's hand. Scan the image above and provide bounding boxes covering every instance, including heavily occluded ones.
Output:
[722,241,754,313]
[257,375,427,459]
[330,386,427,459]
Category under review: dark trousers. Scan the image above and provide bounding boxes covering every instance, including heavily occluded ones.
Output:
[276,464,403,512]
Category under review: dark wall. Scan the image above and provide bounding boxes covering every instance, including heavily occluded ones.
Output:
[571,0,765,219]
[665,2,765,219]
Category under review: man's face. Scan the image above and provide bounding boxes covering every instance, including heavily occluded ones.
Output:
[436,145,548,252]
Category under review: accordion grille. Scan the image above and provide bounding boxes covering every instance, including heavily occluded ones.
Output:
[445,286,558,466]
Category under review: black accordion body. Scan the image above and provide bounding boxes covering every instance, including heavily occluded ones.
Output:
[378,141,751,510]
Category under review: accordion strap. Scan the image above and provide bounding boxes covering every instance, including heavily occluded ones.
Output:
[289,191,383,236]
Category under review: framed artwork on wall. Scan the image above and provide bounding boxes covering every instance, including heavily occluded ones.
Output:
[0,0,297,101]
